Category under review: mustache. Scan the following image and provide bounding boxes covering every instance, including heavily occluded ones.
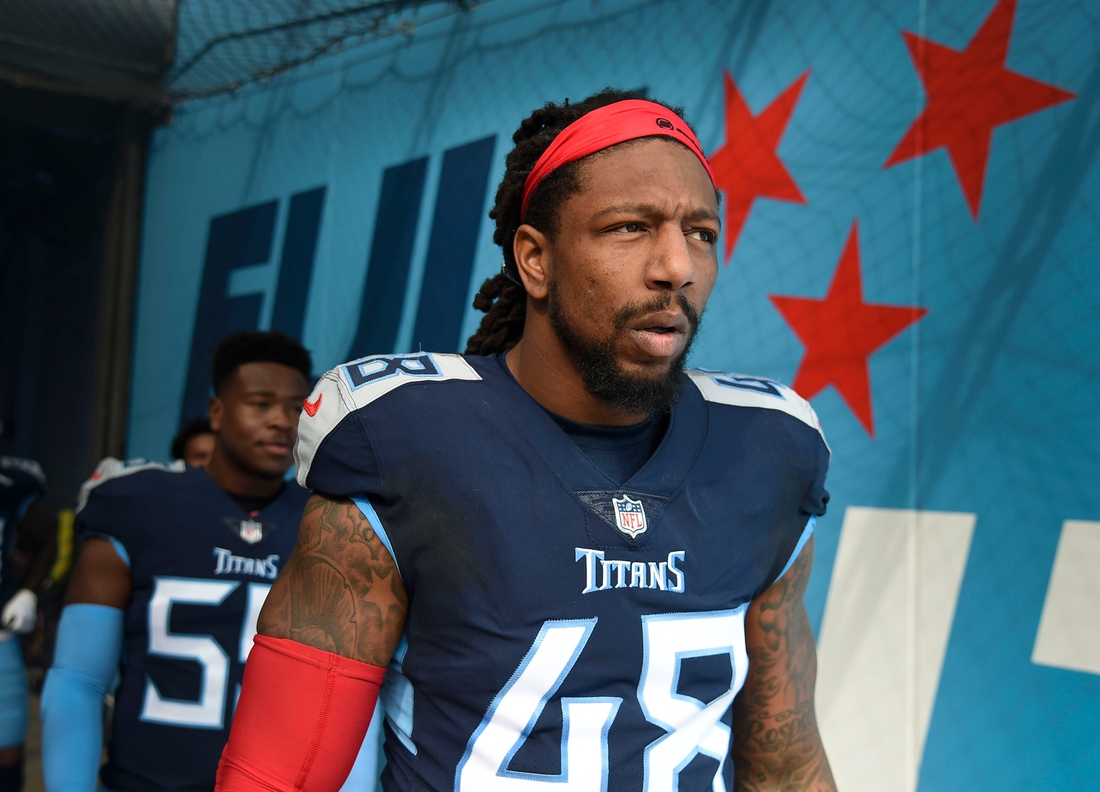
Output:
[612,292,701,333]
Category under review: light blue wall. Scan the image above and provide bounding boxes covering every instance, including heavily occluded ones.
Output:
[132,1,1100,787]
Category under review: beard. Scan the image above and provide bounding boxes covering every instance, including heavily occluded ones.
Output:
[548,282,701,417]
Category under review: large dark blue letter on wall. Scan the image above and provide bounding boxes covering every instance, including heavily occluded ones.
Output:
[411,135,497,353]
[181,201,276,425]
[271,186,326,336]
[346,157,429,360]
[180,187,326,425]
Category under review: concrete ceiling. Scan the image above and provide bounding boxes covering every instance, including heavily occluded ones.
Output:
[0,0,176,105]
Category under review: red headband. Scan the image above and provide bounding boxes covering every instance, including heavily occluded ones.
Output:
[520,99,716,219]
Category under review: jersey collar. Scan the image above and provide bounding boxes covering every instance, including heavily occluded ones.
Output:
[470,354,708,499]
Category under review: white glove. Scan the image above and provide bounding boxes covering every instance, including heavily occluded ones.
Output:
[1,588,37,634]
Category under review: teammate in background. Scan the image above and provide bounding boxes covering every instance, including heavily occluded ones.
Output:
[171,416,216,468]
[0,449,48,792]
[220,92,837,791]
[41,331,313,792]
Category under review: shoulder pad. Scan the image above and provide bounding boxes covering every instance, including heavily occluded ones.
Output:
[687,369,829,452]
[337,352,481,404]
[296,353,481,485]
[0,456,46,490]
[76,457,185,513]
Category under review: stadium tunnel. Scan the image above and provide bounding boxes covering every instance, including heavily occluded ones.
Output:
[0,0,174,510]
[0,0,484,509]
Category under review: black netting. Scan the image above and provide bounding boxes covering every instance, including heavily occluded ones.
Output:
[169,0,479,100]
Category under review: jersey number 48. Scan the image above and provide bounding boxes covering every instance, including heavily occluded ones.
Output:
[456,606,749,792]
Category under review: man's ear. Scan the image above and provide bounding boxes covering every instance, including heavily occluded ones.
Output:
[513,224,551,300]
[208,395,224,433]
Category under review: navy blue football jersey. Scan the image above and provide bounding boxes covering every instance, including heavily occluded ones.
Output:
[0,456,47,605]
[296,353,830,792]
[74,459,310,792]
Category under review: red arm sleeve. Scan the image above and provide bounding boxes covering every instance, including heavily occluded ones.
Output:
[217,635,387,792]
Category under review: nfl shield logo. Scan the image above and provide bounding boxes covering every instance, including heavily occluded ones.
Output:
[612,495,648,540]
[239,519,263,544]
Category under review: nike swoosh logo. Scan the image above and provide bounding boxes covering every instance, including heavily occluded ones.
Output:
[303,393,323,417]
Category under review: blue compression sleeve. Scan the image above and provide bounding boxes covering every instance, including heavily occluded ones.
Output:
[0,637,28,748]
[41,604,124,792]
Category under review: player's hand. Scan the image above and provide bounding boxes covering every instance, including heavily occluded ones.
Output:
[1,588,37,634]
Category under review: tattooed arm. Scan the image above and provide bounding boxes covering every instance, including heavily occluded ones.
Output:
[217,494,404,790]
[258,492,407,666]
[731,536,837,792]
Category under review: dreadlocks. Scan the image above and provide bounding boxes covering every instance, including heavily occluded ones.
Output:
[464,89,686,356]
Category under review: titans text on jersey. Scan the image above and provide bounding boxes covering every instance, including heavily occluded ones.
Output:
[574,547,686,594]
[295,352,830,792]
[75,459,309,792]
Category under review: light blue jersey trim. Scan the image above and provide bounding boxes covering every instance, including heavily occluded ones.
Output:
[380,633,416,756]
[351,496,400,578]
[776,516,815,582]
[350,496,408,759]
[15,493,37,522]
[84,532,130,568]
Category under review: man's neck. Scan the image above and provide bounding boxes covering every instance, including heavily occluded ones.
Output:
[205,449,285,499]
[505,339,649,427]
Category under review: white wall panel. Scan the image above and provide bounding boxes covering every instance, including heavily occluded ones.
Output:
[1032,520,1100,676]
[816,507,975,792]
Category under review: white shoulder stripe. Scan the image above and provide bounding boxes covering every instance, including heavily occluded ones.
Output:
[77,457,184,513]
[687,369,829,452]
[295,353,482,487]
[0,456,46,488]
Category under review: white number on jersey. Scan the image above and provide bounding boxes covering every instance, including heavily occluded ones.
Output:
[458,608,749,791]
[456,619,622,791]
[141,576,271,729]
[639,608,749,791]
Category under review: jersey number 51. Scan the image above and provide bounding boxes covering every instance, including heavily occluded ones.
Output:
[141,576,270,729]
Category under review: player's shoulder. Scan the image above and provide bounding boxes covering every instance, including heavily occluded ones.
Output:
[312,352,483,414]
[76,456,186,514]
[686,368,828,451]
[297,352,486,488]
[0,455,47,493]
[299,351,481,441]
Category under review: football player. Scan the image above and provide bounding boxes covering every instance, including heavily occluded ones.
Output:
[171,416,216,468]
[0,451,48,792]
[220,91,837,791]
[41,330,313,792]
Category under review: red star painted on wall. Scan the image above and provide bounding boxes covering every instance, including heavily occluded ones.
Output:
[884,0,1075,218]
[709,70,808,261]
[769,222,928,437]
